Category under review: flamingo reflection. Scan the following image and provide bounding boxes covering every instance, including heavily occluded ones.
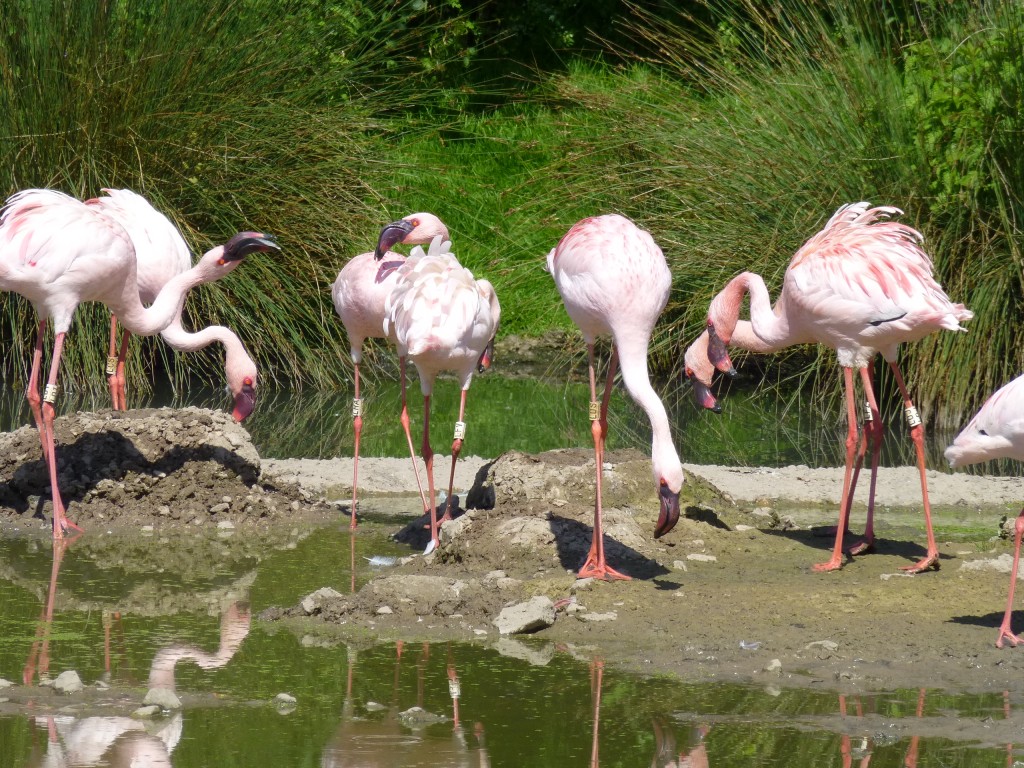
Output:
[322,641,488,767]
[650,718,710,768]
[22,534,79,687]
[25,600,250,768]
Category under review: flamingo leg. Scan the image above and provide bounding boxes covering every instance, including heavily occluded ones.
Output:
[439,388,468,526]
[26,320,48,456]
[996,509,1024,648]
[399,355,430,515]
[113,329,130,411]
[421,393,440,553]
[889,361,940,573]
[845,366,883,556]
[579,345,629,580]
[350,360,363,529]
[813,366,859,572]
[590,658,603,768]
[40,332,81,540]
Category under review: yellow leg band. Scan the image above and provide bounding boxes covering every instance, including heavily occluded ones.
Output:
[105,356,118,375]
[589,401,600,421]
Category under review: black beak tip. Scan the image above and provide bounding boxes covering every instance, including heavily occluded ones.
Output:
[710,403,723,414]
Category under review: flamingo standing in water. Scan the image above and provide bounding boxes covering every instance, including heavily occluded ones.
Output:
[332,213,449,528]
[89,188,259,421]
[945,373,1024,647]
[684,203,972,573]
[0,188,278,539]
[382,231,500,554]
[547,214,684,580]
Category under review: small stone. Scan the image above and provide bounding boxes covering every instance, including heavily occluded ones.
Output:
[763,659,783,676]
[210,503,230,514]
[144,687,182,710]
[579,611,617,622]
[132,705,161,719]
[0,678,13,689]
[274,692,297,705]
[376,606,394,615]
[53,671,84,694]
[686,553,717,563]
[217,520,236,530]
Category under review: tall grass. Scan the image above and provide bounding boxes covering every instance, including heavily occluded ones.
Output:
[517,0,1024,426]
[0,0,457,395]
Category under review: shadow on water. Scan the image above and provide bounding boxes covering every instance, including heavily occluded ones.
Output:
[1,530,1022,767]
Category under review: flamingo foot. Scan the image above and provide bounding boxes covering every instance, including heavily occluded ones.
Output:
[578,555,631,581]
[899,553,940,574]
[424,538,439,556]
[996,627,1020,649]
[811,555,845,573]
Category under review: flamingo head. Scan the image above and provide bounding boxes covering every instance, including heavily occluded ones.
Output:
[944,421,1013,469]
[219,232,280,265]
[683,331,721,413]
[227,351,258,422]
[705,319,737,377]
[375,213,449,260]
[477,334,496,373]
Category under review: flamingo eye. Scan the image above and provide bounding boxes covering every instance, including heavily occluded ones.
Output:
[410,219,420,227]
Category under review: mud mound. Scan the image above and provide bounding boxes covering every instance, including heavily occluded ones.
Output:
[0,407,333,531]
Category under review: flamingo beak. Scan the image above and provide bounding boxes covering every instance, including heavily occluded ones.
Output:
[477,335,496,373]
[654,484,680,539]
[375,220,415,260]
[707,323,737,377]
[221,232,280,264]
[686,370,721,413]
[231,383,256,422]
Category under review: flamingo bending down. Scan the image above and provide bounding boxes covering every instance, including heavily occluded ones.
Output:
[0,188,278,540]
[383,233,500,554]
[684,202,972,573]
[332,213,449,528]
[89,188,259,421]
[547,214,684,580]
[945,373,1024,648]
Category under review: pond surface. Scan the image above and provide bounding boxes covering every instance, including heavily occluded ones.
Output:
[0,373,974,471]
[0,529,1020,768]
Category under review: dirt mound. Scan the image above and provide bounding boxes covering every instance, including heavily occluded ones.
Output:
[0,407,334,532]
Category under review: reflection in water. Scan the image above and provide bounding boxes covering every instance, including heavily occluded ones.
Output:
[323,641,488,767]
[27,601,249,768]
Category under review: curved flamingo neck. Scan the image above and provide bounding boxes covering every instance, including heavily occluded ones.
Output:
[615,335,682,481]
[709,271,793,350]
[108,262,216,337]
[160,317,240,355]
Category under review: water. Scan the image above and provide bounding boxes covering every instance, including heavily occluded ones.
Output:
[0,374,976,471]
[0,531,1019,767]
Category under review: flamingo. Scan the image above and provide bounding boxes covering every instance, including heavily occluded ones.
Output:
[547,214,684,581]
[0,188,278,540]
[945,373,1024,648]
[383,232,500,554]
[684,202,972,573]
[332,213,448,528]
[89,188,258,421]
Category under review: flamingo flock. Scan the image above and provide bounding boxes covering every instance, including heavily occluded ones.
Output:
[4,185,1023,648]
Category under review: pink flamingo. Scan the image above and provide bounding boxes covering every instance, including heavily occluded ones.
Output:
[684,202,972,573]
[0,188,278,539]
[547,214,684,581]
[945,373,1024,647]
[383,233,500,554]
[89,188,259,421]
[331,213,449,528]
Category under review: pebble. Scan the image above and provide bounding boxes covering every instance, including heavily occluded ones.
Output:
[132,705,161,719]
[144,687,182,710]
[53,671,84,694]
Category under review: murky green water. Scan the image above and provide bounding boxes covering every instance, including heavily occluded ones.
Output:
[0,531,1019,768]
[0,374,971,471]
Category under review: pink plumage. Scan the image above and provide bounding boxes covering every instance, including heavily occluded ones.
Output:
[88,189,259,421]
[548,214,684,580]
[685,202,971,573]
[0,188,277,539]
[946,374,1024,648]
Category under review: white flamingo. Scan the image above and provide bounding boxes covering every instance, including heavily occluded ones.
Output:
[89,188,259,420]
[383,233,500,554]
[547,214,684,580]
[331,213,449,527]
[0,188,278,538]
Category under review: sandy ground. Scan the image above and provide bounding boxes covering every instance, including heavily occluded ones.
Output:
[3,408,1024,699]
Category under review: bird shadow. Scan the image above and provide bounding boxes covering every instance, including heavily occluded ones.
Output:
[546,513,672,580]
[949,609,1019,631]
[391,496,465,550]
[760,525,953,568]
[3,429,260,522]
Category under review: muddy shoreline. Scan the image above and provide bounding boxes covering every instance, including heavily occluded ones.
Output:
[2,408,1024,698]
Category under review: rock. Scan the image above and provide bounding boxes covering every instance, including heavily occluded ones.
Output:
[399,706,446,728]
[301,587,344,615]
[144,687,182,710]
[686,553,717,563]
[763,659,783,676]
[275,692,297,705]
[494,596,556,635]
[579,611,617,622]
[53,671,84,694]
[376,606,394,615]
[132,705,161,719]
[0,678,13,689]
